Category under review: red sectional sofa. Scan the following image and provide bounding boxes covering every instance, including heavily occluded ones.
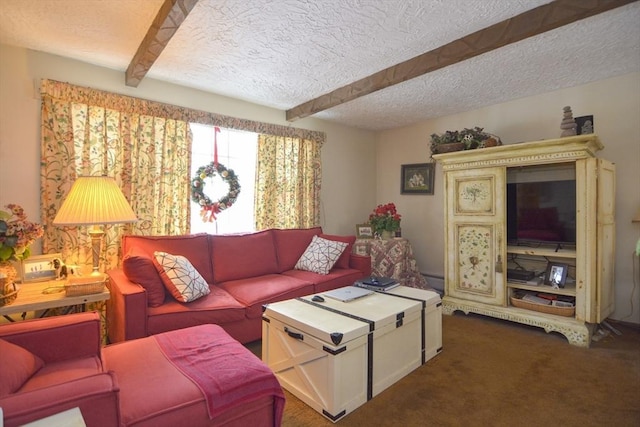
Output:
[106,227,371,344]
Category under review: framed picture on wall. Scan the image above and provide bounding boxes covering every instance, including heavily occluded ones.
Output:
[401,163,434,195]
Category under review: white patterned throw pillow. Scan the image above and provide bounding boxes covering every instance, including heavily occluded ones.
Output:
[295,235,348,275]
[154,251,210,302]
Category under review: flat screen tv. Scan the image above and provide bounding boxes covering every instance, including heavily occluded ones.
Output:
[506,179,576,247]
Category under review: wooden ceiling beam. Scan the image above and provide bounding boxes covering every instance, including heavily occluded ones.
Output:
[125,0,199,87]
[286,0,637,122]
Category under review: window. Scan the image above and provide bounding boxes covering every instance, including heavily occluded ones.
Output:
[190,123,257,234]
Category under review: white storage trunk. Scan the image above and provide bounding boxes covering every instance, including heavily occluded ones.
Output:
[262,287,441,422]
[383,287,443,363]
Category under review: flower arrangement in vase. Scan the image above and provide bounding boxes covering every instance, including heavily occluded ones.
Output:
[0,204,44,262]
[0,204,44,287]
[368,203,401,239]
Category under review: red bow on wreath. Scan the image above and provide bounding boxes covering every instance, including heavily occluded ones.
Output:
[201,202,221,222]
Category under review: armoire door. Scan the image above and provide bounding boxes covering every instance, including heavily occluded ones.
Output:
[444,166,506,306]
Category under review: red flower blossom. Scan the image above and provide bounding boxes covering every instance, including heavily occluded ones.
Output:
[368,202,401,234]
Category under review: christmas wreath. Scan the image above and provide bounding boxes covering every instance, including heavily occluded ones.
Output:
[191,162,241,222]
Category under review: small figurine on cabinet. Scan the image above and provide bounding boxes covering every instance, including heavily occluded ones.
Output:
[560,106,577,137]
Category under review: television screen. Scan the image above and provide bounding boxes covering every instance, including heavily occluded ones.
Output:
[506,180,576,246]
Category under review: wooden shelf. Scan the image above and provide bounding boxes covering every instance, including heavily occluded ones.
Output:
[507,281,576,297]
[507,245,576,259]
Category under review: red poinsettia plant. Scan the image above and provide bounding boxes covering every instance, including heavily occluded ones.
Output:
[368,202,401,234]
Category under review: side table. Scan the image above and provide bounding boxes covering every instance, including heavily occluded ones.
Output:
[0,279,110,322]
[22,407,86,427]
[353,237,429,289]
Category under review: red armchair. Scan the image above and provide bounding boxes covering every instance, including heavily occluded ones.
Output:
[1,312,284,427]
[0,312,120,427]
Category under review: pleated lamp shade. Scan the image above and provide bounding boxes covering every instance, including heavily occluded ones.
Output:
[53,176,137,226]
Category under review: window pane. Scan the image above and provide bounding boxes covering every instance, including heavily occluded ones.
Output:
[190,123,257,234]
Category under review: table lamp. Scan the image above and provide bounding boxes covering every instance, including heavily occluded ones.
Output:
[53,176,137,276]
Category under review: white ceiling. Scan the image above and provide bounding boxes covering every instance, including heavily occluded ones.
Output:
[1,0,639,131]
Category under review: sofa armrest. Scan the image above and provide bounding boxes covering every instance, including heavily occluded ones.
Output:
[0,312,101,364]
[106,269,149,343]
[0,371,120,427]
[349,254,372,277]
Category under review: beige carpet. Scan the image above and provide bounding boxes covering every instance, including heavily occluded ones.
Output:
[249,313,640,426]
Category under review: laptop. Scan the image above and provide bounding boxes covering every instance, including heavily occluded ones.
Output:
[323,286,373,302]
[361,276,397,287]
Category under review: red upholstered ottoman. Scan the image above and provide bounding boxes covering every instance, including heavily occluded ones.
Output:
[103,324,284,427]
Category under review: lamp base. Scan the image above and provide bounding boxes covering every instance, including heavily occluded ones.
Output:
[88,226,105,275]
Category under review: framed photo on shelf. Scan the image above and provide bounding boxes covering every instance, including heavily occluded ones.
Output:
[21,253,62,283]
[401,163,435,195]
[356,224,374,239]
[544,262,568,288]
[575,115,594,135]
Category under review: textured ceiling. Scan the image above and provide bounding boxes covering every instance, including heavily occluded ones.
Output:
[1,0,639,131]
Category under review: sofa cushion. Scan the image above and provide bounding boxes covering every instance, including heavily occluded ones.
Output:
[147,286,246,337]
[122,246,166,307]
[154,252,210,303]
[0,338,44,397]
[319,233,356,269]
[122,234,213,284]
[210,230,279,283]
[295,235,348,275]
[218,274,314,319]
[272,227,322,272]
[282,268,364,293]
[103,329,208,426]
[17,356,103,393]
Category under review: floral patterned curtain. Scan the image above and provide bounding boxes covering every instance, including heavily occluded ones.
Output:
[254,134,322,229]
[40,80,192,272]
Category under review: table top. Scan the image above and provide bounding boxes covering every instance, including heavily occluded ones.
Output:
[0,279,110,316]
[264,287,423,345]
[22,407,86,427]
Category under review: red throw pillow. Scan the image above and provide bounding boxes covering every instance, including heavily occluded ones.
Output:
[122,234,213,283]
[0,338,44,397]
[272,227,322,272]
[210,230,279,282]
[319,234,356,269]
[122,246,166,307]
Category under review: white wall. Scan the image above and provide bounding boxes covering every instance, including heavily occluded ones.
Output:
[2,44,638,324]
[0,44,377,239]
[377,72,640,324]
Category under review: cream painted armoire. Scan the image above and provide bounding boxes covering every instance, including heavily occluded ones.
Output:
[433,135,615,347]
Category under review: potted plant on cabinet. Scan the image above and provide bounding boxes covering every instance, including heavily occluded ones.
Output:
[430,127,501,156]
